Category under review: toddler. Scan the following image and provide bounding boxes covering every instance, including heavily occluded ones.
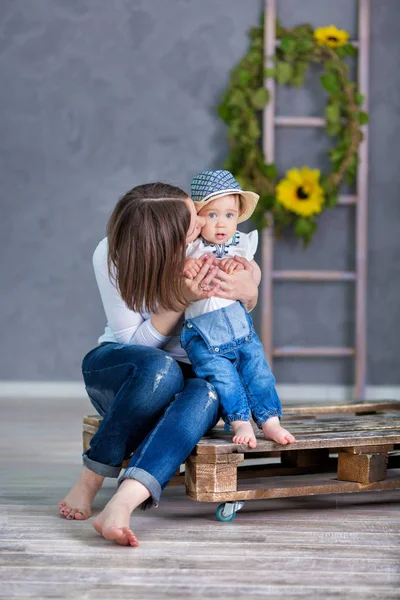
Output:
[181,170,295,448]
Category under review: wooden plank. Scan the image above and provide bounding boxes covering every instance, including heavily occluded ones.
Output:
[355,0,370,400]
[274,347,355,357]
[195,429,400,455]
[338,194,357,205]
[185,455,242,495]
[272,270,356,281]
[187,470,400,502]
[198,415,400,439]
[342,445,394,455]
[261,0,276,364]
[189,454,245,465]
[337,452,388,484]
[283,400,400,415]
[281,449,330,468]
[274,116,326,127]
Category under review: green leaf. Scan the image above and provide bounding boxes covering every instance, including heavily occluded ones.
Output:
[227,89,246,107]
[326,122,341,137]
[280,36,297,54]
[276,61,294,85]
[358,110,369,125]
[329,148,345,163]
[260,194,276,211]
[265,67,276,78]
[325,103,341,124]
[262,163,278,180]
[251,87,270,110]
[320,72,339,94]
[295,218,313,237]
[334,47,347,59]
[292,60,309,87]
[355,92,365,106]
[295,39,314,53]
[325,193,338,208]
[248,118,260,139]
[343,43,357,57]
[238,70,253,86]
[217,103,231,122]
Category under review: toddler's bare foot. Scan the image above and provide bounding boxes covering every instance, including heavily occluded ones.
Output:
[59,467,104,520]
[262,416,296,445]
[231,420,257,448]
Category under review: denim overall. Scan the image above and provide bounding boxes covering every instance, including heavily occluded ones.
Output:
[181,301,282,427]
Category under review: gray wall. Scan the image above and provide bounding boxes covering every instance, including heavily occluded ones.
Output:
[0,0,399,384]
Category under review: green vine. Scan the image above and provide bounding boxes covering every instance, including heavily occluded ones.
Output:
[218,17,368,246]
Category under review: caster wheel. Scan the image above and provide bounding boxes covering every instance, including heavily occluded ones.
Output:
[216,503,236,522]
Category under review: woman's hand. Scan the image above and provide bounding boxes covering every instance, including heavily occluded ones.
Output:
[213,256,259,311]
[182,257,220,304]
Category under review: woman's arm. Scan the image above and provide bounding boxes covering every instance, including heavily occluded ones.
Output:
[94,241,222,344]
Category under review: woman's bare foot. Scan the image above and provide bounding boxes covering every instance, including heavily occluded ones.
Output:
[231,420,257,448]
[59,467,105,520]
[262,416,296,445]
[93,479,150,547]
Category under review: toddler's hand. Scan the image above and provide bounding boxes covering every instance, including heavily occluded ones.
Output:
[219,258,245,275]
[184,258,203,280]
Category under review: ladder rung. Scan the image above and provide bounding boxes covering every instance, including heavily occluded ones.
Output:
[273,347,356,358]
[272,270,356,281]
[274,40,359,48]
[275,116,325,127]
[338,195,357,205]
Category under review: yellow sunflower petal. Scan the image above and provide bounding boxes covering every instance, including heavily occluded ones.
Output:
[285,168,303,185]
[300,167,321,184]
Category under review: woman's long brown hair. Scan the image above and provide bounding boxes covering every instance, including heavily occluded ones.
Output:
[107,183,190,313]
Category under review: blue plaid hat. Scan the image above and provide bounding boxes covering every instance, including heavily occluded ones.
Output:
[190,170,259,224]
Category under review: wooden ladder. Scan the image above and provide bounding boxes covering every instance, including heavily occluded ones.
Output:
[261,0,370,399]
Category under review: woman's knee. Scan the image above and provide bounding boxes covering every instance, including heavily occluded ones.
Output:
[182,378,219,422]
[119,347,184,402]
[83,344,184,402]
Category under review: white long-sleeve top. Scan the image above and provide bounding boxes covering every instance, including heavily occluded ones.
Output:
[94,238,189,363]
[185,230,258,319]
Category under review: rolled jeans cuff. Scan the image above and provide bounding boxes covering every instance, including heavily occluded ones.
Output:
[82,451,121,479]
[255,409,283,429]
[118,467,162,508]
[224,412,251,424]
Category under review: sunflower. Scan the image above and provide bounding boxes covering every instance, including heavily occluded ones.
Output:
[314,25,349,48]
[276,167,325,217]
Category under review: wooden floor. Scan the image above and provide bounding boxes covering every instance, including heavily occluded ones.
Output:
[1,396,400,599]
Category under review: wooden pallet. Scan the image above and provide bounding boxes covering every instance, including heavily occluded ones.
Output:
[82,400,400,497]
[186,409,400,513]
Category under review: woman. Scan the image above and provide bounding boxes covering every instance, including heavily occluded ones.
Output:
[59,182,260,546]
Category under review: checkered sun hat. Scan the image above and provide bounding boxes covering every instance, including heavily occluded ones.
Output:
[190,170,259,224]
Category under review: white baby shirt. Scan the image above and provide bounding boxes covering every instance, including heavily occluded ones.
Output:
[185,230,258,319]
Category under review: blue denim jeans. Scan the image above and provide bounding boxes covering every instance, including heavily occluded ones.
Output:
[181,302,282,428]
[81,343,219,507]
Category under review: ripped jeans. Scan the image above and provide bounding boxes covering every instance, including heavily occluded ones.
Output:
[181,302,282,428]
[81,343,219,506]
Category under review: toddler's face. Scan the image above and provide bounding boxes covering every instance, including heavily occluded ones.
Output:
[198,194,239,244]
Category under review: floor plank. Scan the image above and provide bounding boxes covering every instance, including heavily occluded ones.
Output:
[0,396,399,599]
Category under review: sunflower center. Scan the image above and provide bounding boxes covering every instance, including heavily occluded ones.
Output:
[296,186,310,200]
[327,36,338,42]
